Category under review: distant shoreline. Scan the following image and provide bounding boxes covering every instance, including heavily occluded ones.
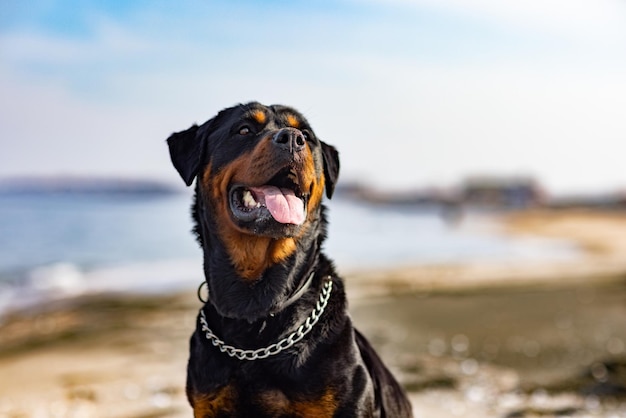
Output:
[0,176,181,196]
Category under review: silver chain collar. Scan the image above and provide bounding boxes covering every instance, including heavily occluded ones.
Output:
[199,276,333,361]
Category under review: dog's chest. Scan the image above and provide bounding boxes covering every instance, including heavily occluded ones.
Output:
[191,385,337,418]
[255,388,337,417]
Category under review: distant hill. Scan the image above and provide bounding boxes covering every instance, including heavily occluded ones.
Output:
[0,176,181,196]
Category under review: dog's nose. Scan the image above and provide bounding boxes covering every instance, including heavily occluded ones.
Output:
[272,128,306,153]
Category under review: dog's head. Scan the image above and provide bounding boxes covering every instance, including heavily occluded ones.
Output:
[167,102,339,318]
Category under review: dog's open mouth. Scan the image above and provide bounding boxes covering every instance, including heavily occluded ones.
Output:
[229,168,308,226]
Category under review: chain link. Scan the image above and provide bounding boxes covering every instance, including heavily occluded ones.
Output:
[199,276,333,361]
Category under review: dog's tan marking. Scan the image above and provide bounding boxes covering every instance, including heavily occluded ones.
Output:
[257,388,337,417]
[251,109,266,125]
[190,385,236,418]
[285,113,301,128]
[303,143,325,219]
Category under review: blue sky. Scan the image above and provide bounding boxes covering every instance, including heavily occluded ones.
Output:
[2,0,626,194]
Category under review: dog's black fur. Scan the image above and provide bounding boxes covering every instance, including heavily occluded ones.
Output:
[168,102,413,417]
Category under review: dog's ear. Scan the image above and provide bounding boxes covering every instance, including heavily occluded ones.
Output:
[320,141,340,199]
[167,125,202,186]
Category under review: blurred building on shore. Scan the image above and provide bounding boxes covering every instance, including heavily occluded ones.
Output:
[459,176,545,209]
[311,175,626,212]
[337,175,545,210]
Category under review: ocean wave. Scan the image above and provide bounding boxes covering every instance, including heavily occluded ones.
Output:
[0,258,203,319]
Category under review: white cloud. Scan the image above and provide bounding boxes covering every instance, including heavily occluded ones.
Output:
[0,18,151,66]
[368,0,626,45]
[489,0,623,39]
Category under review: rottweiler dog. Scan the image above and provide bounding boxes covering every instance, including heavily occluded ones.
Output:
[167,102,413,417]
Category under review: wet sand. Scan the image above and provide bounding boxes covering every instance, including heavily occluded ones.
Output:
[1,209,626,417]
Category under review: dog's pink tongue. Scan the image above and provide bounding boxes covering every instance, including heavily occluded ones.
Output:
[252,186,305,225]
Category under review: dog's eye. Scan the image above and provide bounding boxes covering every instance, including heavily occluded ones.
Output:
[302,130,313,141]
[239,126,251,136]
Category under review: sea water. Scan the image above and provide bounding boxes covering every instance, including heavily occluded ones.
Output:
[0,193,577,315]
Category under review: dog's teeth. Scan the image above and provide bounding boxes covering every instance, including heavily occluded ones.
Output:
[242,190,257,208]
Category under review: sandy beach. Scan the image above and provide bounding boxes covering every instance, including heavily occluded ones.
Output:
[1,209,626,417]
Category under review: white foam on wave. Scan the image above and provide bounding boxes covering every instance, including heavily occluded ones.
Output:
[29,263,85,294]
[0,257,203,319]
[85,258,203,294]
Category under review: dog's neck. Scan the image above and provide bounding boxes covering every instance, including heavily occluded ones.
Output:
[197,203,329,323]
[202,241,321,322]
[198,262,335,361]
[197,275,333,361]
[268,261,317,316]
